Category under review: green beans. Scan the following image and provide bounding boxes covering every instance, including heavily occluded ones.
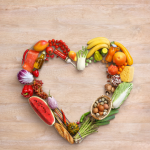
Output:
[80,111,91,123]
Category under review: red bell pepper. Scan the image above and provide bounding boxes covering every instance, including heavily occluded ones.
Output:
[21,85,33,98]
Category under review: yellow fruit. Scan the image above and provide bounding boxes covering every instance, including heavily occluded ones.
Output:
[87,37,110,45]
[94,51,102,61]
[86,44,108,59]
[87,39,110,49]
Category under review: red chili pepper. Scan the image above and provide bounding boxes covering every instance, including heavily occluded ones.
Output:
[22,49,29,65]
[21,85,33,98]
[61,109,66,126]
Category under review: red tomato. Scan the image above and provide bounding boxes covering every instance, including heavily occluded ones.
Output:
[107,64,118,75]
[46,46,53,54]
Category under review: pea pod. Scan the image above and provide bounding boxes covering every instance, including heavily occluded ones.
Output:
[80,111,90,123]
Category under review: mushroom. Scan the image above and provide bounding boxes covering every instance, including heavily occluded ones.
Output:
[105,84,115,95]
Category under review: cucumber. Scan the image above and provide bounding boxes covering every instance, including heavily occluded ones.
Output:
[96,115,115,123]
[101,48,108,56]
[107,109,119,117]
[96,121,110,126]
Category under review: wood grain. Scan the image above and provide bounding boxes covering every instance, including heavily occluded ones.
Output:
[0,0,150,149]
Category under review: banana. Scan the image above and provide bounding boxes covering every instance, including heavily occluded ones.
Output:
[86,44,108,59]
[87,37,110,45]
[87,39,110,49]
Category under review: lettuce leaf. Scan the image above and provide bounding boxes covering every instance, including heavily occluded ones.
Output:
[112,82,133,109]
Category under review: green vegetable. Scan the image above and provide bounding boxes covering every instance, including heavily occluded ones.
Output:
[85,63,88,67]
[74,117,109,143]
[96,115,115,123]
[94,51,102,61]
[80,111,90,123]
[95,121,110,126]
[101,48,108,56]
[94,60,97,63]
[90,57,93,60]
[112,82,133,109]
[107,109,119,117]
[77,46,88,70]
[89,60,92,63]
[86,59,90,63]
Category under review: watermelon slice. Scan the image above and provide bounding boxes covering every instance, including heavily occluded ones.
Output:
[29,96,55,126]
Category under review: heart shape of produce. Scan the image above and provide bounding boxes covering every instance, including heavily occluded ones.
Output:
[17,38,134,144]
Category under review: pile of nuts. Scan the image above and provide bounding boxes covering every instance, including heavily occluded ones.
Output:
[92,97,110,118]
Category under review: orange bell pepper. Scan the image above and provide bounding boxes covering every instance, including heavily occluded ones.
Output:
[105,46,120,62]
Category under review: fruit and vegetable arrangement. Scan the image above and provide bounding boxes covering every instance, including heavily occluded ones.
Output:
[17,38,134,144]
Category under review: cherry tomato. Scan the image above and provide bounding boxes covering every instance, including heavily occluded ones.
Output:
[53,43,56,46]
[50,54,54,58]
[45,58,49,61]
[48,40,52,43]
[59,40,63,43]
[108,64,118,75]
[46,46,53,54]
[46,54,49,57]
[63,50,66,53]
[67,48,70,52]
[49,43,52,46]
[55,45,59,48]
[65,45,68,49]
[58,43,62,47]
[63,42,66,46]
[52,39,55,42]
[56,40,59,43]
[61,46,64,50]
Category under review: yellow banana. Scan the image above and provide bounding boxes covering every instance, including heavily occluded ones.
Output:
[86,44,108,59]
[87,37,110,45]
[87,39,110,49]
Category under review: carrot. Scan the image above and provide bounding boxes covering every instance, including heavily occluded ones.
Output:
[113,41,133,65]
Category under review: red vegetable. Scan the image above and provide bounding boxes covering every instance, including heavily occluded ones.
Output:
[108,64,118,75]
[45,58,49,61]
[21,85,33,98]
[22,49,29,65]
[61,109,66,126]
[50,54,54,58]
[32,70,39,77]
[46,46,53,54]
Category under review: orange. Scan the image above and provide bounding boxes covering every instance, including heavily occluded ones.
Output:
[113,52,126,66]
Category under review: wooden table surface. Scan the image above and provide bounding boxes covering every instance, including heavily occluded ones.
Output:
[0,0,150,150]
